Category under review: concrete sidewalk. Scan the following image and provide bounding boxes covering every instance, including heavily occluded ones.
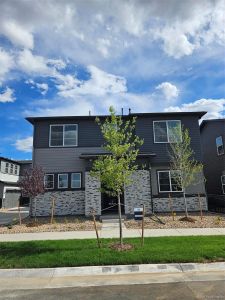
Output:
[1,226,225,242]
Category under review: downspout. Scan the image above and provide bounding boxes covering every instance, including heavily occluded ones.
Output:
[149,162,154,214]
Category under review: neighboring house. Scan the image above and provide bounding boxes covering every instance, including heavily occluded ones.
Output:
[26,111,207,217]
[0,157,32,209]
[200,119,225,209]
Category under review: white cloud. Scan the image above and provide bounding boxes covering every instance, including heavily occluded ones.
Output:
[57,65,127,98]
[0,48,14,83]
[165,98,225,120]
[155,82,179,101]
[0,21,34,49]
[14,136,33,152]
[0,87,15,103]
[26,79,48,95]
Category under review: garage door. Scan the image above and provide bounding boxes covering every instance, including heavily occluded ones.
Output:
[4,190,21,209]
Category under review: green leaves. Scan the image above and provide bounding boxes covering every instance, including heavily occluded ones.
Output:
[91,106,143,196]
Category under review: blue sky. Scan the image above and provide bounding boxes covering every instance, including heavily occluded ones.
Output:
[0,0,224,160]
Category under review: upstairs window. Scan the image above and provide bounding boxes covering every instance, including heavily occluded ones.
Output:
[71,173,81,188]
[157,170,182,192]
[50,124,78,147]
[10,163,14,174]
[221,175,225,194]
[14,165,18,175]
[153,120,181,143]
[216,136,224,156]
[44,174,54,189]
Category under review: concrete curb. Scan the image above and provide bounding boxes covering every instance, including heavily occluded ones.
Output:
[0,262,225,278]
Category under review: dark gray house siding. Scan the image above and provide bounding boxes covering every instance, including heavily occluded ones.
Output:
[200,119,225,196]
[27,111,207,216]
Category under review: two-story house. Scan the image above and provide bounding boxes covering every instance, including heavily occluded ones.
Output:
[27,111,207,217]
[200,119,225,209]
[0,157,32,208]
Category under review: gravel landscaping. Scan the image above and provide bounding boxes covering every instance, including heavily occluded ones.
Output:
[0,216,101,234]
[125,212,225,229]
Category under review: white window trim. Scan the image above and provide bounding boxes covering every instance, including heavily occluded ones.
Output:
[44,174,54,190]
[71,173,81,188]
[157,170,183,193]
[49,124,78,147]
[153,120,181,144]
[58,173,68,189]
[221,175,225,194]
[216,136,224,156]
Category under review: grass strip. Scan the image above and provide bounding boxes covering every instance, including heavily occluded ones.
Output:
[0,236,225,268]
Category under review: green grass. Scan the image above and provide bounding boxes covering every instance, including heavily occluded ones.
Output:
[0,236,225,268]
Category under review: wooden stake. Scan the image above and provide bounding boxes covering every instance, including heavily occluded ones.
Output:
[92,210,101,248]
[18,200,22,225]
[141,204,145,247]
[198,193,203,221]
[169,194,174,221]
[50,197,55,224]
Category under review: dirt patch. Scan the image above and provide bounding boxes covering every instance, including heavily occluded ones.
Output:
[0,216,101,234]
[125,212,225,229]
[109,242,134,251]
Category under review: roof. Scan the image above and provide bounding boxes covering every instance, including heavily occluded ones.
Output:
[80,152,156,159]
[26,111,207,124]
[200,118,225,130]
[0,157,32,165]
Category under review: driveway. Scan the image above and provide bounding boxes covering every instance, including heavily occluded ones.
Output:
[0,208,29,225]
[1,281,225,300]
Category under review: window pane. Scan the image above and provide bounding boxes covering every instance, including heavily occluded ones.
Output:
[158,171,170,191]
[71,173,81,188]
[58,174,68,188]
[216,136,224,155]
[5,162,9,173]
[221,176,225,185]
[50,125,63,146]
[168,121,181,143]
[154,122,168,142]
[10,164,14,174]
[64,125,77,146]
[171,171,182,191]
[44,174,54,189]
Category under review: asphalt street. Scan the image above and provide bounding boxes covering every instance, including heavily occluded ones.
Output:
[1,281,225,300]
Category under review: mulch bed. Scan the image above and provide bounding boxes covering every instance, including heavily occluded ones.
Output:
[0,216,101,234]
[125,212,225,229]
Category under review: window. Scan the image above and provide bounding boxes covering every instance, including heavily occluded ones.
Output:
[15,165,18,175]
[58,174,68,189]
[50,124,78,147]
[216,136,224,156]
[71,173,81,188]
[10,163,14,174]
[221,175,225,194]
[153,120,181,143]
[157,170,182,192]
[5,162,9,173]
[44,174,54,189]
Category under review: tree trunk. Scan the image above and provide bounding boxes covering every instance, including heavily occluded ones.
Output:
[117,193,123,246]
[183,189,188,217]
[34,197,37,223]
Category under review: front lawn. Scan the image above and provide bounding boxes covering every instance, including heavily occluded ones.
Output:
[0,236,225,268]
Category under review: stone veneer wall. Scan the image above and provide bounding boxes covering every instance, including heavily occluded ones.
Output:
[30,191,85,217]
[85,172,101,216]
[153,196,208,212]
[124,170,152,215]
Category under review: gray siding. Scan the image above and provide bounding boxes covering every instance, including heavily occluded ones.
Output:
[136,115,202,163]
[33,119,104,148]
[201,120,225,195]
[33,147,105,186]
[32,114,203,164]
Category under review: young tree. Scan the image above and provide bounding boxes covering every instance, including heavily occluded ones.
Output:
[18,166,45,222]
[169,126,204,221]
[91,106,143,246]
